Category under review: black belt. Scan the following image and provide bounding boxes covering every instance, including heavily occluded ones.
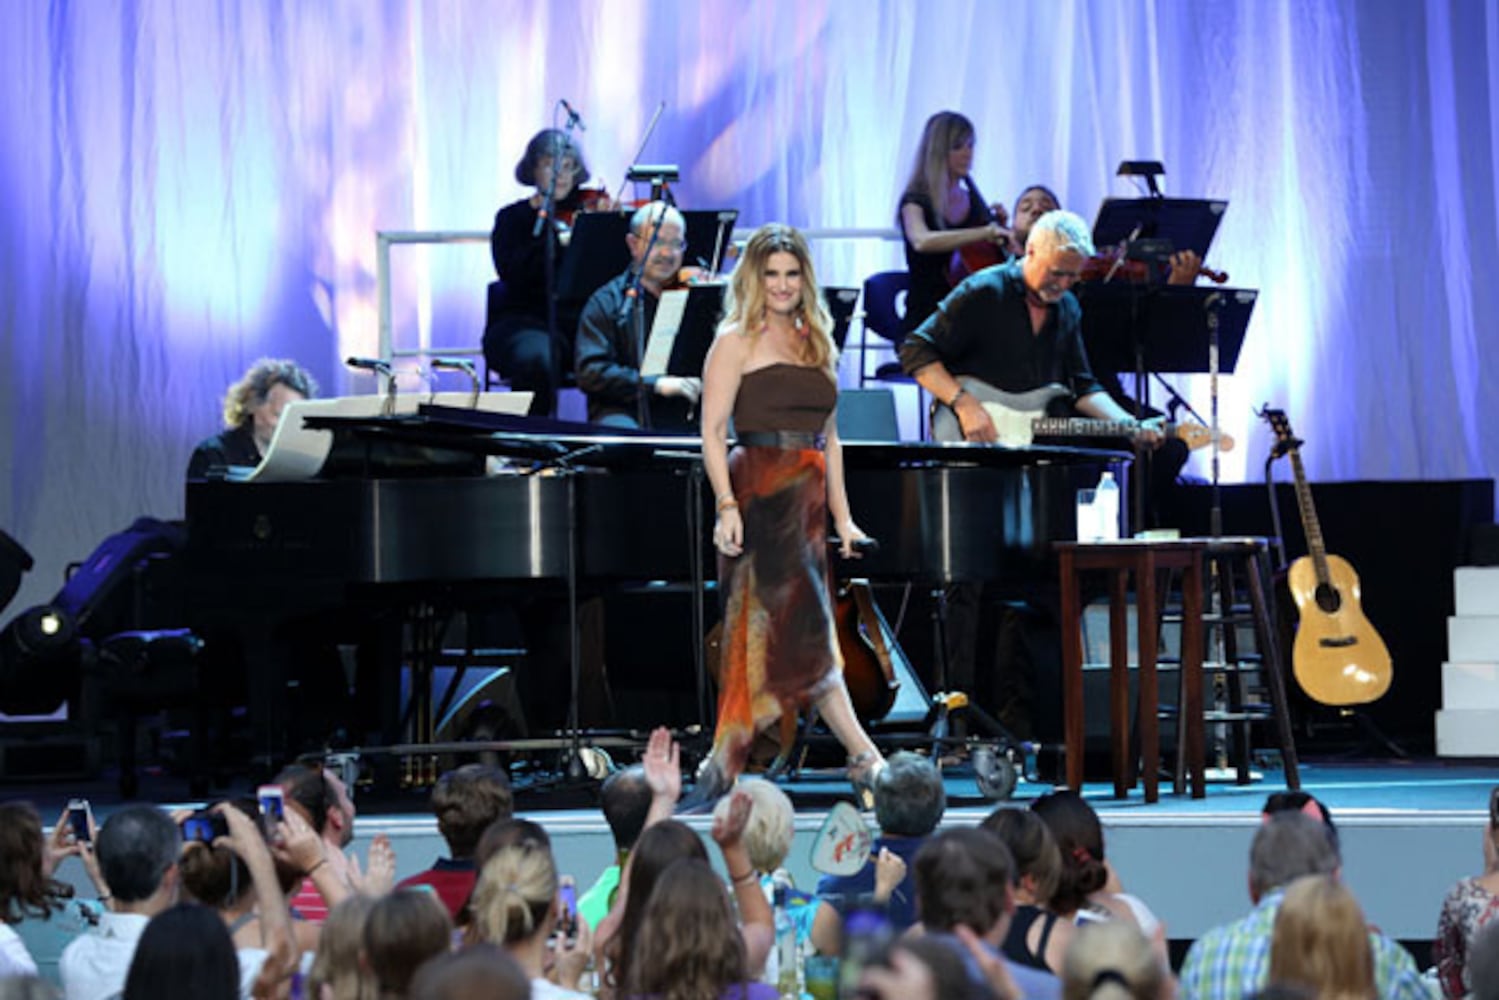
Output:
[735,431,826,450]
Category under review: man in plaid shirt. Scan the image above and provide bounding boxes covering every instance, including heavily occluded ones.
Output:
[1178,811,1433,1000]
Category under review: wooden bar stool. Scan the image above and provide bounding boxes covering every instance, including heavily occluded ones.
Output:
[1057,539,1208,802]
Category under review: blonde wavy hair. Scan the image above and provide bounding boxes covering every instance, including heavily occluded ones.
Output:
[717,223,836,376]
[623,858,749,1000]
[900,111,975,231]
[221,358,318,429]
[306,895,377,1000]
[1062,919,1165,1000]
[1269,874,1376,1000]
[469,842,556,947]
[714,779,793,874]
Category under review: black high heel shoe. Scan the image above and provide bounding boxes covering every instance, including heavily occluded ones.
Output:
[676,757,733,814]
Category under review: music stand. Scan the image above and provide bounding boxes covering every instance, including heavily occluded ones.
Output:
[1093,197,1229,257]
[555,212,631,304]
[661,284,726,379]
[1078,285,1255,376]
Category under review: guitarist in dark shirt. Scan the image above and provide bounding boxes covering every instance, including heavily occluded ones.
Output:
[899,210,1161,741]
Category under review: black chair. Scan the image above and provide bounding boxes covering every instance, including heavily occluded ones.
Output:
[483,280,509,390]
[856,271,926,437]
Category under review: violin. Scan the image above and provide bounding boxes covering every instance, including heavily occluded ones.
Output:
[554,186,614,231]
[1080,248,1229,285]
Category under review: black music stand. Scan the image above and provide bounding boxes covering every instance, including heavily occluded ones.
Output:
[1093,197,1229,258]
[1079,285,1255,376]
[556,212,631,304]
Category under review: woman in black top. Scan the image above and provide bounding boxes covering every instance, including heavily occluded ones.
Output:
[897,111,1012,334]
[484,128,594,416]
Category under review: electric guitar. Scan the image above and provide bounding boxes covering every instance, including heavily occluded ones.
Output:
[929,378,1234,452]
[1262,408,1392,706]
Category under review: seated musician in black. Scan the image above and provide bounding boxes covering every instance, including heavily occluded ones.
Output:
[187,358,318,479]
[899,210,1160,740]
[574,201,702,430]
[485,128,593,417]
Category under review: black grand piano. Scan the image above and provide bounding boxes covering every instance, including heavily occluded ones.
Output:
[184,406,1127,760]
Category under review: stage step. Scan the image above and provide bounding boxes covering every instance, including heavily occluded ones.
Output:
[1443,662,1499,709]
[1455,567,1499,616]
[1448,615,1499,663]
[1436,707,1499,756]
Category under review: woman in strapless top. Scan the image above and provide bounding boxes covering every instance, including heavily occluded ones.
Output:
[687,223,887,807]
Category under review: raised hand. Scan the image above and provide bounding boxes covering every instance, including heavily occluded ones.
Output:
[710,789,752,849]
[642,726,682,804]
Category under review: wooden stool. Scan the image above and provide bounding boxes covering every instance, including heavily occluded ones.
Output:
[1057,539,1208,802]
[1162,536,1301,791]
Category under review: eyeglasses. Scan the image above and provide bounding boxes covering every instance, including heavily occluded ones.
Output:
[631,235,686,253]
[540,157,580,177]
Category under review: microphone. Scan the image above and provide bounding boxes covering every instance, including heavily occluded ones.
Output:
[345,356,392,376]
[429,356,476,376]
[560,98,586,131]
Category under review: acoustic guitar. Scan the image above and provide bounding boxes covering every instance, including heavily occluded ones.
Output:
[1262,408,1392,705]
[929,378,1234,452]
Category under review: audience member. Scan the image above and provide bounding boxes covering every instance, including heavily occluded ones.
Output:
[1432,785,1499,999]
[0,980,58,1000]
[983,806,1074,974]
[623,858,778,1000]
[578,766,651,930]
[177,802,301,994]
[817,751,944,930]
[1031,790,1159,936]
[60,805,181,1000]
[599,798,773,996]
[363,890,453,1000]
[407,943,530,1000]
[469,842,592,999]
[911,827,1058,1000]
[307,894,377,1000]
[120,902,239,1000]
[278,762,393,923]
[0,803,86,977]
[716,780,842,958]
[1177,812,1424,1000]
[1061,919,1169,1000]
[1268,874,1376,1000]
[397,764,513,921]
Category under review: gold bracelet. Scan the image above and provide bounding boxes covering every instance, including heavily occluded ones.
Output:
[716,496,740,513]
[729,869,757,886]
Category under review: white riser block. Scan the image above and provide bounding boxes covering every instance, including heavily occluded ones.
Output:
[1449,616,1499,663]
[1442,662,1499,709]
[1456,567,1499,616]
[1436,709,1499,757]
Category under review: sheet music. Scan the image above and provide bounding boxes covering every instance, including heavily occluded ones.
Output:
[243,391,534,483]
[640,288,689,377]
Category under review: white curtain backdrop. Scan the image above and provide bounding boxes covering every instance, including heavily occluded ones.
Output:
[1,0,1496,614]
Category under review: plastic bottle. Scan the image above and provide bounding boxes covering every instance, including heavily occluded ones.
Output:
[1095,470,1121,541]
[771,872,802,999]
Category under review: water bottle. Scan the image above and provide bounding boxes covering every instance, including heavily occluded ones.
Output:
[1095,470,1120,541]
[771,872,803,999]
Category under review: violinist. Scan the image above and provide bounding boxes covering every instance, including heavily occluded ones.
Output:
[485,128,595,417]
[898,111,1011,334]
[1010,185,1061,257]
[574,201,702,430]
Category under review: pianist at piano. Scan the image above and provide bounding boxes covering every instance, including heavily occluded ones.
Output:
[186,358,319,481]
[693,222,884,806]
[574,201,703,430]
[900,209,1159,740]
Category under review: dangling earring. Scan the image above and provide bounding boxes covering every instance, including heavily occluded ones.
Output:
[794,310,806,336]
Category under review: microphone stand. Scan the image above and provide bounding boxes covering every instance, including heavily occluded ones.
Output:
[628,202,669,430]
[1205,291,1226,539]
[533,114,581,418]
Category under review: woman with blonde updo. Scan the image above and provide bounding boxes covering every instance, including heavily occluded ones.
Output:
[1062,919,1169,1000]
[692,222,884,807]
[1269,875,1376,1000]
[470,841,592,1000]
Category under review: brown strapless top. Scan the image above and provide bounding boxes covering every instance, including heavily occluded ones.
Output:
[732,363,837,434]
